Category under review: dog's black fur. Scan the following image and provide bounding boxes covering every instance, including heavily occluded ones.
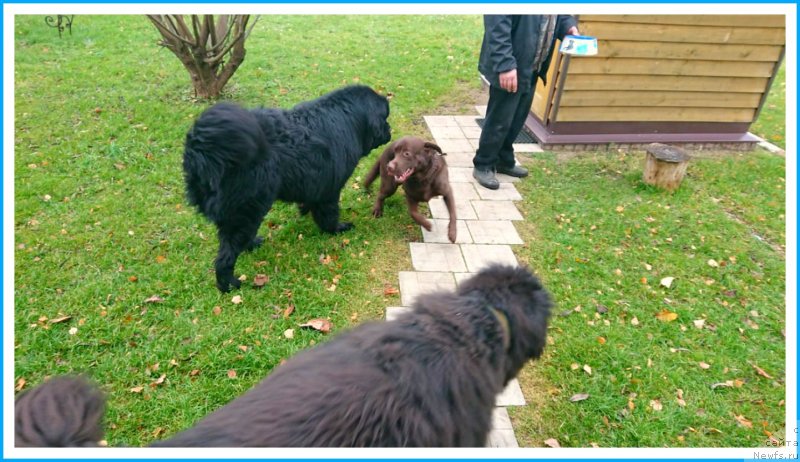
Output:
[183,85,391,291]
[15,265,551,447]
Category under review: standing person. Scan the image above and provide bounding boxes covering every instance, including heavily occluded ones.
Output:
[473,15,579,190]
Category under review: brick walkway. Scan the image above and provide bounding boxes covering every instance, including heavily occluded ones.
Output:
[383,106,542,447]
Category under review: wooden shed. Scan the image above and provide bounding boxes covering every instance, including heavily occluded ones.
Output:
[527,15,786,149]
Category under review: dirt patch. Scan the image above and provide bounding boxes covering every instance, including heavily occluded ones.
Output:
[431,79,488,115]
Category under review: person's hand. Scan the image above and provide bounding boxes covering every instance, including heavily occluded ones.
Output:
[499,68,518,93]
[567,26,580,36]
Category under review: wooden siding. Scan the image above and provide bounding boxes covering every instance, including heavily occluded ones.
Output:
[545,14,785,125]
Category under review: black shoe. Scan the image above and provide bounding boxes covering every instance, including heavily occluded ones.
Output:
[472,168,500,190]
[496,164,529,178]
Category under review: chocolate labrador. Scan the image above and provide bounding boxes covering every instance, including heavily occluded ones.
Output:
[364,136,457,243]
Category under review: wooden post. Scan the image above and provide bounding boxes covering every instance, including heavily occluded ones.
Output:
[643,143,691,192]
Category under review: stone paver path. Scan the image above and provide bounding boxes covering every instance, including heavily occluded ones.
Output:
[381,106,542,447]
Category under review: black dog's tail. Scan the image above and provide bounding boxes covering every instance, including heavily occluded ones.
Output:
[15,376,106,447]
[183,102,268,216]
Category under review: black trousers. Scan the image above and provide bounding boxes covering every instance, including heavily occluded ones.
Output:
[473,80,536,171]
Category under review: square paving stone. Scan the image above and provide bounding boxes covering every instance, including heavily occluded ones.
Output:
[453,272,477,286]
[436,138,474,153]
[447,167,478,183]
[496,378,526,406]
[475,183,523,201]
[466,220,523,244]
[409,243,467,272]
[428,125,467,140]
[421,219,472,244]
[398,271,457,306]
[486,428,519,448]
[429,196,476,220]
[471,200,523,221]
[423,115,458,127]
[442,151,475,168]
[449,182,479,200]
[460,244,518,273]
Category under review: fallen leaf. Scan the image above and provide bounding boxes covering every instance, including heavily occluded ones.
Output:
[130,386,144,393]
[751,363,773,379]
[155,255,166,263]
[68,327,78,335]
[655,309,678,322]
[544,438,561,448]
[300,318,332,334]
[383,286,399,296]
[128,275,138,282]
[734,414,753,428]
[615,206,625,213]
[151,374,166,386]
[650,399,663,411]
[590,442,600,448]
[711,381,734,389]
[238,345,248,352]
[189,369,200,377]
[707,259,719,268]
[49,315,72,324]
[227,369,237,379]
[253,274,269,287]
[597,336,606,345]
[570,363,580,370]
[238,274,247,282]
[660,277,674,288]
[144,295,163,304]
[569,393,590,402]
[15,378,26,392]
[231,295,243,305]
[596,304,608,314]
[212,306,222,316]
[644,263,653,271]
[676,389,686,407]
[631,317,640,326]
[283,305,295,319]
[693,319,706,329]
[699,361,711,370]
[583,364,593,375]
[283,328,294,339]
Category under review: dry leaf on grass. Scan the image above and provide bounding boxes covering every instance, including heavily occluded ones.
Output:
[300,318,333,334]
[253,274,269,287]
[655,309,678,322]
[583,365,593,375]
[49,315,72,324]
[699,362,711,370]
[231,295,243,305]
[283,329,294,339]
[227,369,237,379]
[660,277,674,288]
[15,378,26,392]
[569,393,590,402]
[544,438,561,448]
[734,414,753,428]
[751,363,773,379]
[383,286,400,296]
[283,305,295,319]
[650,399,663,411]
[130,386,144,393]
[144,295,163,304]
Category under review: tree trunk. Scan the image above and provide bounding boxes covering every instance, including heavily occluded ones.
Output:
[146,15,257,99]
[642,143,691,192]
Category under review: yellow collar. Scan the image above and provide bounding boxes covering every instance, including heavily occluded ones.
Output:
[489,307,511,351]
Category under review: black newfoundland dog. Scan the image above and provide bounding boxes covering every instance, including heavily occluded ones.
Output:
[183,85,391,292]
[15,264,551,447]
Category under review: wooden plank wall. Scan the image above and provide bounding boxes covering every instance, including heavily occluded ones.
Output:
[551,15,785,123]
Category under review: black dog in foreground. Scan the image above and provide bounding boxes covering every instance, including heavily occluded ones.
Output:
[183,85,392,292]
[15,265,551,447]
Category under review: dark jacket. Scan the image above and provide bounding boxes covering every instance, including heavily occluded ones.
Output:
[478,15,578,90]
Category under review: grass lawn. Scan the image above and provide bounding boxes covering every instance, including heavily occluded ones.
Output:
[13,14,787,448]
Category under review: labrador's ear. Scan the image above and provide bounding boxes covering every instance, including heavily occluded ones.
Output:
[423,142,443,155]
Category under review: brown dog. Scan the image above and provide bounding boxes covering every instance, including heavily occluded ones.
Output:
[364,136,457,243]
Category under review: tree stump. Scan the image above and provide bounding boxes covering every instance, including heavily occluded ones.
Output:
[643,143,691,192]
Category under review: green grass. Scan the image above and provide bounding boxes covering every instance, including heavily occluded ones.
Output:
[14,14,786,448]
[14,14,485,445]
[510,151,786,447]
[750,62,786,149]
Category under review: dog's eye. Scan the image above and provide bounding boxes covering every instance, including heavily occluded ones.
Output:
[403,152,411,157]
